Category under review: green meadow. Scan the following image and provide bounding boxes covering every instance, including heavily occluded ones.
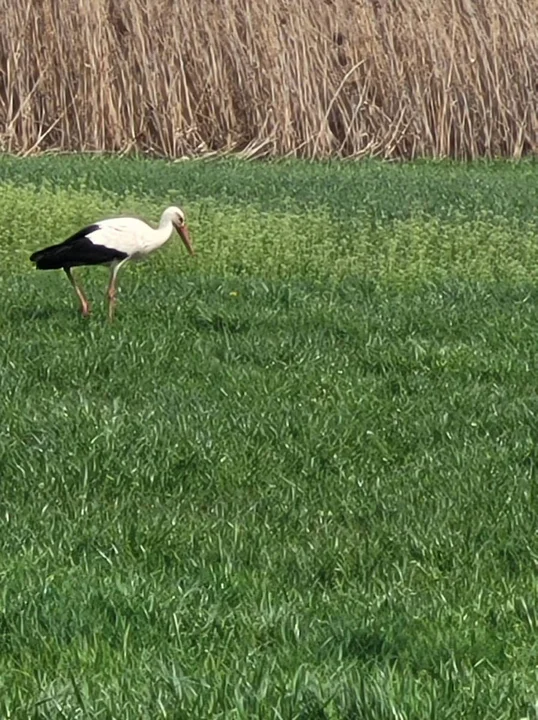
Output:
[1,155,538,718]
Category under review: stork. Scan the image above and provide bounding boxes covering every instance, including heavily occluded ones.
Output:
[30,206,194,320]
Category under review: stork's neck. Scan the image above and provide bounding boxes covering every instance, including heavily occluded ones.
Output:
[158,214,174,230]
[151,216,175,247]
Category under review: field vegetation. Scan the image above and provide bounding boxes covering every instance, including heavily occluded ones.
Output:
[0,154,538,717]
[1,0,537,159]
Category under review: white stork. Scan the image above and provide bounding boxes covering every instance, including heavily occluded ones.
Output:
[30,206,194,320]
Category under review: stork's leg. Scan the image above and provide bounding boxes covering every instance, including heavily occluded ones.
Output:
[64,267,91,317]
[107,260,127,322]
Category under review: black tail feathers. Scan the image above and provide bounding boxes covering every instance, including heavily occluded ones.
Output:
[30,245,69,270]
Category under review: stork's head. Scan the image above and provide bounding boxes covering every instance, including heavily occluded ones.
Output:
[163,206,195,256]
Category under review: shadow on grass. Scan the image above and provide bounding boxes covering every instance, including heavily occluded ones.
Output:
[188,311,252,334]
[6,304,84,323]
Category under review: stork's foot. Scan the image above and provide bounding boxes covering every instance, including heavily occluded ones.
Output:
[80,301,91,317]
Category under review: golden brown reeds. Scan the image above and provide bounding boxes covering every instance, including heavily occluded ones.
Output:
[0,0,537,159]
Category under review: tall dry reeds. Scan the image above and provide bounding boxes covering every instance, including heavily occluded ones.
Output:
[0,0,537,159]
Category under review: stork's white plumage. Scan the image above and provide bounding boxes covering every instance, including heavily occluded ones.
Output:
[30,206,194,320]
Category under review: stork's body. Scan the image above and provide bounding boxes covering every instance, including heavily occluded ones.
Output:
[30,206,194,320]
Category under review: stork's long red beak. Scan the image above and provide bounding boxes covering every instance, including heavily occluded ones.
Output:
[175,222,195,256]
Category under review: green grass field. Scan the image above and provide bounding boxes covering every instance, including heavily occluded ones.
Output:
[1,155,538,718]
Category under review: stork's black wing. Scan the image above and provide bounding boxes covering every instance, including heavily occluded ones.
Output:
[30,224,128,270]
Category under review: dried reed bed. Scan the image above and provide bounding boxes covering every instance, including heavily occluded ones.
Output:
[0,0,537,159]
